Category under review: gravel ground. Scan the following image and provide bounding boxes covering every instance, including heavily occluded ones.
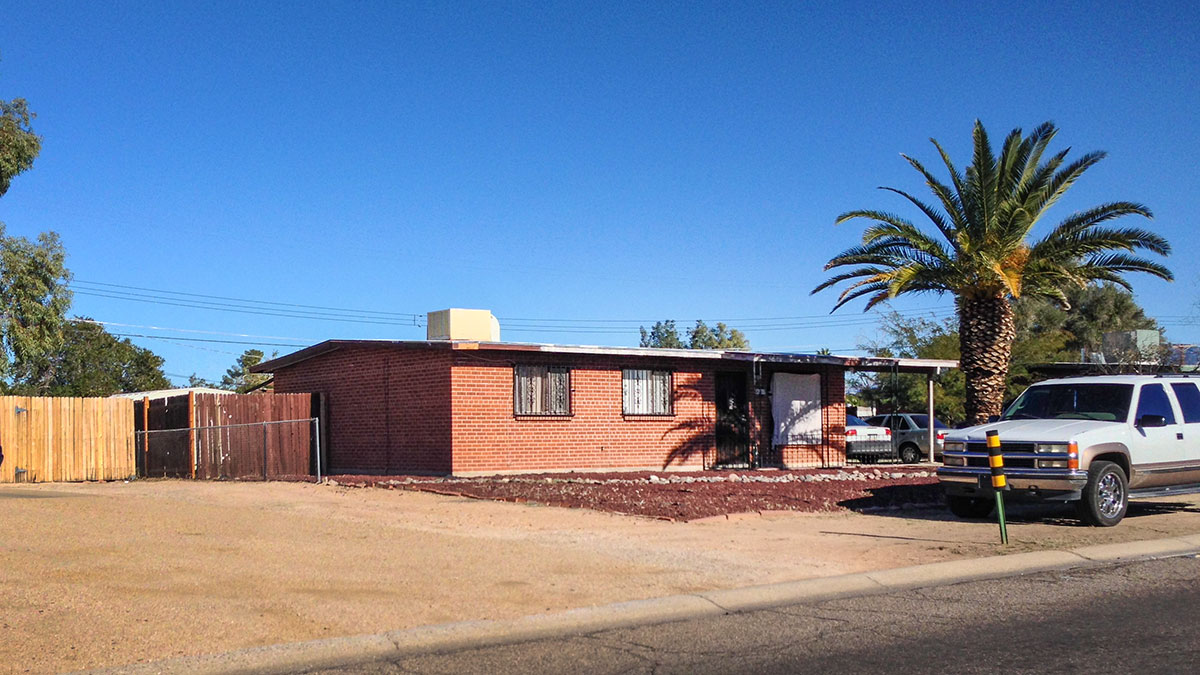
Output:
[330,468,941,520]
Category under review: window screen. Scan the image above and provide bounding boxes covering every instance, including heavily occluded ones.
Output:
[514,365,571,415]
[622,369,673,415]
[1171,382,1200,423]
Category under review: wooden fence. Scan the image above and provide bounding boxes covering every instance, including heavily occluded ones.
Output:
[0,396,136,483]
[136,392,315,480]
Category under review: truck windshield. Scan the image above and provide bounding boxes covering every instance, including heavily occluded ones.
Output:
[1001,384,1134,422]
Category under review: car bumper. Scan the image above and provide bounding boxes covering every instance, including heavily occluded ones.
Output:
[847,439,894,456]
[938,467,1088,499]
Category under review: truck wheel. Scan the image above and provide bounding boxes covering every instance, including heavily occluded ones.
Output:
[1076,460,1128,527]
[898,443,921,464]
[947,495,994,519]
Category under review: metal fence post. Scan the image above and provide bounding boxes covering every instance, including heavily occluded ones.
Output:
[313,417,322,483]
[262,422,268,481]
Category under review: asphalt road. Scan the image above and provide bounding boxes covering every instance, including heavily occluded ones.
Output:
[316,554,1200,674]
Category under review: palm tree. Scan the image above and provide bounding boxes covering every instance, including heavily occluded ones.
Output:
[814,121,1172,424]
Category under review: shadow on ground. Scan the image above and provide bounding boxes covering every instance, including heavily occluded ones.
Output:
[839,485,1200,526]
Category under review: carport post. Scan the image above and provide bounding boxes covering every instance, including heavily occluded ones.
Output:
[926,374,935,462]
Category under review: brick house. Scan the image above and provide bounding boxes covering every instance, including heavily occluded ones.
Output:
[252,336,954,476]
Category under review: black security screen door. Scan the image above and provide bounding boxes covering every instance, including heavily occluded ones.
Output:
[715,372,751,467]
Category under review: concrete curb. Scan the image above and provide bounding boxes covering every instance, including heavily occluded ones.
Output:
[90,537,1200,675]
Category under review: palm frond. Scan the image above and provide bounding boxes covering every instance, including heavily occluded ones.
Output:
[1079,253,1174,281]
[900,153,967,231]
[1013,122,1058,196]
[877,186,960,251]
[811,267,886,293]
[835,209,915,229]
[815,120,1172,314]
[1028,150,1106,217]
[1042,202,1154,240]
[930,138,969,215]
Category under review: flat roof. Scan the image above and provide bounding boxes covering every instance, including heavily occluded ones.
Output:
[251,339,957,375]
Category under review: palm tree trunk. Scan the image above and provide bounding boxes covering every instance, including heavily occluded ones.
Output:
[958,294,1015,425]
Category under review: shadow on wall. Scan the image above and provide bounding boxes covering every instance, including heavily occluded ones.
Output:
[660,417,714,469]
[772,397,823,446]
[659,379,714,469]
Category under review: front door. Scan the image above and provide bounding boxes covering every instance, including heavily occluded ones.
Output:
[715,372,751,467]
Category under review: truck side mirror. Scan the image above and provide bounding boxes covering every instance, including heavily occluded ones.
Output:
[1137,414,1167,428]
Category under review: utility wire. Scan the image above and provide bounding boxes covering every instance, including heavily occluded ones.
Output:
[70,279,955,332]
[74,279,423,320]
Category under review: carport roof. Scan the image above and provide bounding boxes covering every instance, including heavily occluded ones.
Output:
[251,339,957,376]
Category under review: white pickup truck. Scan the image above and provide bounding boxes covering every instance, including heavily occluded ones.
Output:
[938,374,1200,526]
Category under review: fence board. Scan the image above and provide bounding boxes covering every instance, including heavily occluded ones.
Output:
[0,396,135,483]
[135,392,313,480]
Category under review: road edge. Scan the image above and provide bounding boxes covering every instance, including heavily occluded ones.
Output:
[88,534,1200,675]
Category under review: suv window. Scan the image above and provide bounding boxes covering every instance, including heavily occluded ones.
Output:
[1002,383,1133,422]
[1136,384,1177,425]
[1170,383,1200,423]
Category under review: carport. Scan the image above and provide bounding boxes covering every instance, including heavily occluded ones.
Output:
[844,356,959,462]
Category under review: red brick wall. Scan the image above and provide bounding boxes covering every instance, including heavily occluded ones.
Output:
[271,346,452,474]
[449,353,718,473]
[270,344,847,475]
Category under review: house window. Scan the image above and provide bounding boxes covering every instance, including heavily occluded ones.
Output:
[514,365,571,416]
[622,369,673,415]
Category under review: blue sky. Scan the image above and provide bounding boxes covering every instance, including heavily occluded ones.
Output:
[1,1,1197,383]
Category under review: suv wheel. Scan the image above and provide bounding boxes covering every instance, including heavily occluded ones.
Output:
[898,443,921,464]
[947,495,994,519]
[1076,460,1128,527]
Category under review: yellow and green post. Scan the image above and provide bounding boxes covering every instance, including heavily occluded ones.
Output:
[986,429,1009,544]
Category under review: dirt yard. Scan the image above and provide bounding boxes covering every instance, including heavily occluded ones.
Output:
[4,478,1200,674]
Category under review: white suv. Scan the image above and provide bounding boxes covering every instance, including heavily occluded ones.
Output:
[938,374,1200,526]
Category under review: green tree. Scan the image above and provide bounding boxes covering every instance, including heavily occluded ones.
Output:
[41,319,170,396]
[0,225,72,392]
[219,348,272,393]
[639,319,751,349]
[687,320,749,349]
[639,320,685,349]
[0,96,41,198]
[857,285,1160,424]
[815,120,1172,424]
[187,373,217,388]
[1014,282,1159,357]
[854,311,966,423]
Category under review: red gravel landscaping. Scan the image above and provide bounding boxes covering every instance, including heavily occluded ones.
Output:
[330,467,943,521]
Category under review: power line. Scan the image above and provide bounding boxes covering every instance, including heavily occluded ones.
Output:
[111,332,307,348]
[73,289,429,328]
[80,319,314,343]
[70,278,955,332]
[74,279,424,320]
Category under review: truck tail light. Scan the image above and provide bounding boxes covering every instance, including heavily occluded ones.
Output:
[1068,441,1079,470]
